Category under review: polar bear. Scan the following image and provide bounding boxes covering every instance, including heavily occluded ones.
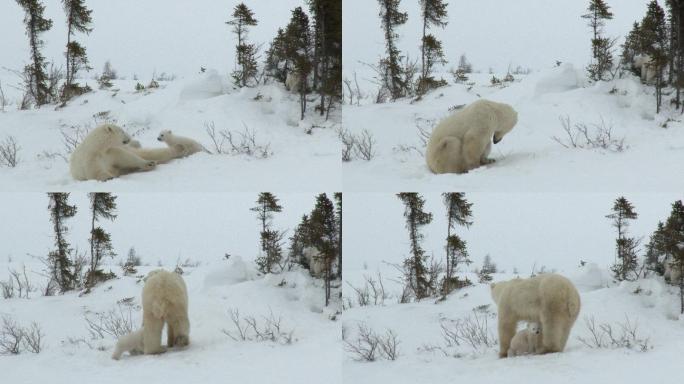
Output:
[426,99,518,174]
[285,72,301,93]
[70,124,157,181]
[129,145,183,164]
[491,273,580,358]
[633,55,656,84]
[302,246,325,277]
[111,328,144,360]
[141,269,190,354]
[157,130,209,156]
[664,256,681,285]
[507,322,542,357]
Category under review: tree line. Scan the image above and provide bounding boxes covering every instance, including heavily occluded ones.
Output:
[229,1,342,120]
[250,192,342,307]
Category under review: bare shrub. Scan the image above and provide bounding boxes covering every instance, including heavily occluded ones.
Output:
[337,128,376,161]
[345,273,387,307]
[440,309,497,353]
[553,115,626,152]
[22,322,44,353]
[338,127,355,162]
[343,71,364,106]
[344,323,400,361]
[0,136,20,167]
[393,118,433,157]
[6,266,34,299]
[0,316,23,355]
[0,80,8,111]
[576,315,652,352]
[206,121,272,158]
[222,308,294,345]
[61,124,92,156]
[0,278,14,299]
[84,304,136,339]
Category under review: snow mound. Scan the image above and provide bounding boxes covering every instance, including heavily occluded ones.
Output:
[570,263,611,292]
[534,63,581,96]
[179,69,226,100]
[203,256,255,287]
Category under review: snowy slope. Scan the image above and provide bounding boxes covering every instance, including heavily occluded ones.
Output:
[0,193,341,384]
[0,74,340,191]
[342,67,684,192]
[342,268,681,384]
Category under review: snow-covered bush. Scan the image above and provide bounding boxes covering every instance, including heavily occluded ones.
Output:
[0,316,43,355]
[345,273,388,307]
[0,135,20,167]
[344,322,400,362]
[222,308,294,345]
[440,308,497,354]
[576,315,652,352]
[205,121,272,158]
[84,304,137,339]
[553,115,626,152]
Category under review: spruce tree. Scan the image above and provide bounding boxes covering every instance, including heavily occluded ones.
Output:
[250,193,283,274]
[307,0,342,118]
[285,7,313,120]
[265,28,288,83]
[16,0,53,107]
[478,255,496,283]
[663,200,684,312]
[441,192,472,297]
[621,22,642,76]
[582,0,615,81]
[606,197,639,281]
[61,0,93,102]
[309,193,337,306]
[85,193,117,290]
[47,193,78,293]
[397,193,433,300]
[334,192,342,279]
[378,0,409,100]
[667,0,684,109]
[645,221,668,276]
[640,0,669,112]
[417,0,448,96]
[227,3,258,87]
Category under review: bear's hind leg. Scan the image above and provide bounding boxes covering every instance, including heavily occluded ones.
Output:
[105,147,156,176]
[167,323,175,347]
[539,312,564,354]
[142,316,165,355]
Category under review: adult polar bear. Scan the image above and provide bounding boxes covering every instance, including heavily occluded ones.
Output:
[491,274,580,358]
[69,124,182,181]
[426,99,518,174]
[141,269,190,354]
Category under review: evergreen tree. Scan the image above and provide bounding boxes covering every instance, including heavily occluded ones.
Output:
[16,0,53,107]
[397,192,433,300]
[47,193,77,292]
[334,192,342,279]
[606,197,640,281]
[417,0,448,96]
[307,0,342,118]
[663,201,684,312]
[640,0,669,112]
[250,193,283,274]
[309,193,338,306]
[478,255,496,283]
[285,7,314,120]
[85,193,117,290]
[227,3,258,87]
[265,28,288,83]
[581,0,615,81]
[666,0,684,108]
[645,221,668,276]
[441,192,473,297]
[289,214,310,268]
[621,22,642,76]
[61,0,93,102]
[378,0,409,100]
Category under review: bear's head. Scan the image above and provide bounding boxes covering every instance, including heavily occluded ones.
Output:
[527,322,541,335]
[492,102,518,144]
[157,130,172,142]
[99,124,131,146]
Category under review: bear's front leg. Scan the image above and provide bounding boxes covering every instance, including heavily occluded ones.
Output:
[106,147,156,175]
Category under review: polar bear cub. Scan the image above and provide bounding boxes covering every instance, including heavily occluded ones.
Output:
[111,328,144,360]
[426,99,518,174]
[157,130,209,156]
[70,124,157,181]
[507,322,542,357]
[141,269,190,354]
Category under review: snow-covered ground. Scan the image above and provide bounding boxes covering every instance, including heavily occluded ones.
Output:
[342,192,684,384]
[0,74,340,192]
[342,0,683,192]
[0,0,340,191]
[0,193,341,384]
[342,67,684,192]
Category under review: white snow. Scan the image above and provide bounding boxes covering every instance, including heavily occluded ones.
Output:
[0,193,340,384]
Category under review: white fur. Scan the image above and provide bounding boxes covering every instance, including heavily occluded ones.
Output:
[302,246,324,277]
[141,269,190,354]
[111,328,144,360]
[70,124,157,181]
[633,55,656,84]
[157,130,208,156]
[507,322,542,357]
[285,72,301,93]
[426,99,518,174]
